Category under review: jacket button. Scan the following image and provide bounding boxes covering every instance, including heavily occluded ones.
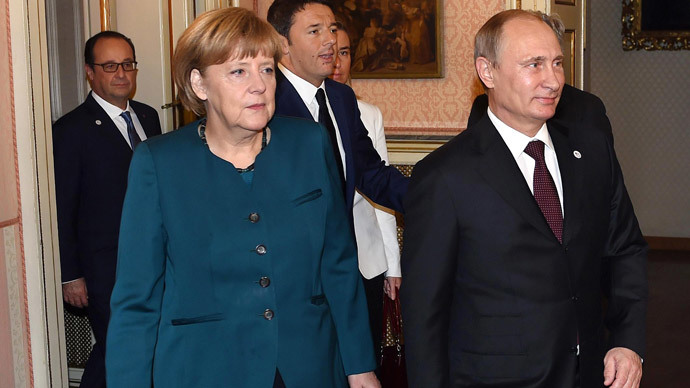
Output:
[259,277,271,287]
[255,244,267,255]
[571,295,578,301]
[263,309,274,320]
[249,212,260,223]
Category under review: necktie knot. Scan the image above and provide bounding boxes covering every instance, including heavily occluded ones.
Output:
[524,140,545,163]
[121,110,141,150]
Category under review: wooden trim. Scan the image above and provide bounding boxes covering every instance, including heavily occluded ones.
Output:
[645,236,690,251]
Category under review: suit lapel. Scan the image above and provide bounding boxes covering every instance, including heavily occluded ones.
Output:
[324,81,355,185]
[275,69,313,120]
[548,121,582,245]
[84,93,133,153]
[473,116,558,242]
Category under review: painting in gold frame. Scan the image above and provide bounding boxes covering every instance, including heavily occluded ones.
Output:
[334,0,442,79]
[622,0,690,50]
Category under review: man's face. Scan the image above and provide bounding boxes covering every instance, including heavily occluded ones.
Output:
[478,17,565,136]
[283,3,338,86]
[85,37,137,109]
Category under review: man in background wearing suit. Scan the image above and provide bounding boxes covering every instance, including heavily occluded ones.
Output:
[53,31,161,388]
[401,10,647,388]
[267,0,408,362]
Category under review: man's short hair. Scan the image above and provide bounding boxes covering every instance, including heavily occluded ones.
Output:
[474,9,564,66]
[84,31,136,65]
[267,0,334,42]
[172,7,282,116]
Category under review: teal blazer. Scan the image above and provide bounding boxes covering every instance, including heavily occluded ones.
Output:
[106,116,375,387]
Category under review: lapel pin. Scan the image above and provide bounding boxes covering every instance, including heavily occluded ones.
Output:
[95,120,102,125]
[573,150,581,159]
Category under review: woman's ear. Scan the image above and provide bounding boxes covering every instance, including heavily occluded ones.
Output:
[475,57,495,90]
[190,69,207,101]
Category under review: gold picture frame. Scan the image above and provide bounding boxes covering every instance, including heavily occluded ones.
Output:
[335,0,443,79]
[622,0,690,51]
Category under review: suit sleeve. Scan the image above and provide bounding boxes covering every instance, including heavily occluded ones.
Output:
[351,100,409,213]
[318,125,377,375]
[602,136,648,358]
[106,143,166,387]
[362,104,401,277]
[52,120,83,282]
[400,159,459,388]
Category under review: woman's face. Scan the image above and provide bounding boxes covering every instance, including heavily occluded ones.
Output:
[330,29,351,84]
[192,53,276,133]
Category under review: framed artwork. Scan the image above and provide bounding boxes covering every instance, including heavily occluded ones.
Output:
[622,0,690,50]
[333,0,442,78]
[555,0,575,5]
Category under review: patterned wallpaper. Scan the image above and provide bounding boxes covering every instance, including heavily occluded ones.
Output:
[1,0,30,385]
[350,0,503,135]
[589,1,690,237]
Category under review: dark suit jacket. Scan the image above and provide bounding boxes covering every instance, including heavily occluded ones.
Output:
[401,99,648,387]
[106,116,374,388]
[274,69,408,213]
[53,92,161,296]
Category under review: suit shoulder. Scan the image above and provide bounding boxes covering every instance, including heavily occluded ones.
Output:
[415,129,472,172]
[130,99,157,114]
[52,102,91,130]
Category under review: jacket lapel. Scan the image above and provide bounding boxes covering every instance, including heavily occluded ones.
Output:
[473,116,558,242]
[84,93,133,153]
[275,69,313,120]
[548,121,582,245]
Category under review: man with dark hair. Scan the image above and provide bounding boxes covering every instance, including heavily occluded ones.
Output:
[267,0,408,376]
[53,30,161,388]
[401,9,647,388]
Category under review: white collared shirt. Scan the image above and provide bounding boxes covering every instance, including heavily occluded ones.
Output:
[91,92,148,149]
[278,63,347,177]
[487,107,564,215]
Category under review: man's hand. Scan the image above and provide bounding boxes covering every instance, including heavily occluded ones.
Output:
[347,371,381,388]
[384,276,402,300]
[603,347,643,388]
[62,278,88,308]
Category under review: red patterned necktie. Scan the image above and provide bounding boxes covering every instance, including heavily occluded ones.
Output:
[524,140,563,243]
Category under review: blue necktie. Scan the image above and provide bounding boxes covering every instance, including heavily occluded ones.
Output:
[121,111,141,150]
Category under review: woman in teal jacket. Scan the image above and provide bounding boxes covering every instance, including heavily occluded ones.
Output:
[105,8,378,388]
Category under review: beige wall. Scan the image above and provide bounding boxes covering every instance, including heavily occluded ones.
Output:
[1,0,31,386]
[589,1,690,238]
[353,0,504,135]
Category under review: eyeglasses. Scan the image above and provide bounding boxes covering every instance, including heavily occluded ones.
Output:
[90,61,138,73]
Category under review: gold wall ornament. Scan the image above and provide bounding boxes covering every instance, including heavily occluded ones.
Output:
[622,0,690,51]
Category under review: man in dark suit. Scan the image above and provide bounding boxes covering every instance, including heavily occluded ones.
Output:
[53,31,161,388]
[401,10,647,388]
[267,0,408,363]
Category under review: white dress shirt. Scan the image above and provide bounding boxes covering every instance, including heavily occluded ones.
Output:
[487,107,564,215]
[92,91,148,149]
[278,64,347,176]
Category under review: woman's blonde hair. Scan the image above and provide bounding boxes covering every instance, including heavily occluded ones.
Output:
[173,7,283,115]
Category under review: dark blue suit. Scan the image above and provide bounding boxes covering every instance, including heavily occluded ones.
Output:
[53,92,161,387]
[275,69,408,214]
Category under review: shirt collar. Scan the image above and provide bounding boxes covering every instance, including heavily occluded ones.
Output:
[91,91,131,120]
[487,107,555,159]
[278,63,326,105]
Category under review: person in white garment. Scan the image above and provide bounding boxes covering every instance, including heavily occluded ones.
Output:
[330,21,402,365]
